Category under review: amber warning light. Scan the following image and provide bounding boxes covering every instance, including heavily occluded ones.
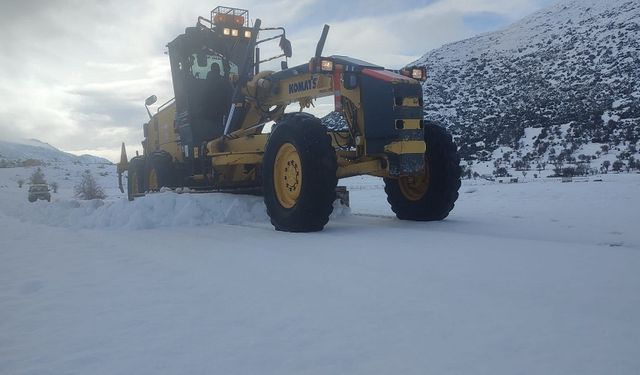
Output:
[213,13,245,26]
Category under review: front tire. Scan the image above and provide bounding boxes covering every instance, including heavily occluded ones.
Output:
[263,113,338,232]
[384,123,461,221]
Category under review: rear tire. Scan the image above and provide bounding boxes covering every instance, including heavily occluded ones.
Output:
[263,113,337,232]
[384,123,461,221]
[127,156,146,201]
[146,152,177,191]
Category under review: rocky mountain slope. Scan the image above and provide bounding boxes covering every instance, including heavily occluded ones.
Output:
[0,139,111,166]
[413,0,640,175]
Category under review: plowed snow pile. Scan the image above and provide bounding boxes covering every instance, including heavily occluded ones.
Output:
[1,191,350,230]
[2,192,269,229]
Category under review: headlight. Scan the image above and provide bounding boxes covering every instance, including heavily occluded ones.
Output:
[223,28,231,36]
[231,29,239,37]
[411,68,423,80]
[244,30,252,38]
[320,59,333,72]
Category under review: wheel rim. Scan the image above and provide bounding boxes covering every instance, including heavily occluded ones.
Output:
[273,142,302,209]
[148,168,158,191]
[398,159,431,201]
[131,171,139,194]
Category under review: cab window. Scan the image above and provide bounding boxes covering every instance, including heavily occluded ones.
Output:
[189,53,238,80]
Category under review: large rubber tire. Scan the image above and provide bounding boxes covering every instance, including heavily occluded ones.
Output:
[384,123,461,221]
[145,152,177,191]
[263,113,338,232]
[127,156,146,201]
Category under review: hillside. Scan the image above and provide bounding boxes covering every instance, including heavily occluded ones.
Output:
[0,139,111,166]
[414,0,640,176]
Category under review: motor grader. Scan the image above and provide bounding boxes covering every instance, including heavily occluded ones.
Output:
[117,6,461,232]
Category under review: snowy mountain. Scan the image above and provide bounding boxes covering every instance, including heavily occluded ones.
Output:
[321,111,348,131]
[0,139,112,165]
[414,0,640,174]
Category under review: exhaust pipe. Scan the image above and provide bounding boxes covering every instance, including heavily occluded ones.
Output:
[315,24,330,58]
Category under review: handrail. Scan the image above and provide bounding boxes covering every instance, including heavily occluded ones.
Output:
[157,98,175,113]
[197,16,214,30]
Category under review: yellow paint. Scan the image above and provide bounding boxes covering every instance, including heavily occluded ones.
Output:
[398,171,430,201]
[148,168,158,191]
[131,170,140,194]
[397,119,422,130]
[384,140,426,155]
[145,101,183,162]
[212,153,263,166]
[401,97,420,107]
[336,158,386,179]
[208,134,268,155]
[273,143,302,208]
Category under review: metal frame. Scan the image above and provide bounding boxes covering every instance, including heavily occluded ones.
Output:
[211,6,250,27]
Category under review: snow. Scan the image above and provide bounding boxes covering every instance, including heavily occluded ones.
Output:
[602,111,621,124]
[519,127,543,149]
[1,162,640,375]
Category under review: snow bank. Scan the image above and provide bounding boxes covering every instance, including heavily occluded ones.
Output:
[2,192,270,230]
[1,190,350,230]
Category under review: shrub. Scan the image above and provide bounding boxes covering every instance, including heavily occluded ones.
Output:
[74,170,106,200]
[561,167,576,177]
[575,164,589,176]
[612,160,624,172]
[30,167,46,185]
[494,167,509,177]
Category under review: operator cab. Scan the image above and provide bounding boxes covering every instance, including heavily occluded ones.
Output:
[167,7,253,150]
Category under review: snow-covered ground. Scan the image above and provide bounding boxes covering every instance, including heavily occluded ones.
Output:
[1,165,639,374]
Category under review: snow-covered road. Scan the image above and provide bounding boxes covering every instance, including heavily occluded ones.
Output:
[1,167,639,374]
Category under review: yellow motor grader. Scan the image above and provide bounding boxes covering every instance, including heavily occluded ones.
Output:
[117,6,461,232]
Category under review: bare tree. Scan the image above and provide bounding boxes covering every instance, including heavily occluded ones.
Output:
[74,170,106,200]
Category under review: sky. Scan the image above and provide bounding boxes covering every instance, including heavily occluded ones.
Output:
[0,0,556,162]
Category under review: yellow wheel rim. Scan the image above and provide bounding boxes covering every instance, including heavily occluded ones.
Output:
[131,171,139,194]
[398,160,431,201]
[273,142,302,209]
[148,168,158,191]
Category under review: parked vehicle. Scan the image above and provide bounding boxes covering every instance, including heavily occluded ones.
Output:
[28,184,51,202]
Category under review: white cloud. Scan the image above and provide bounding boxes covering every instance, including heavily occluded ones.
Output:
[0,0,554,162]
